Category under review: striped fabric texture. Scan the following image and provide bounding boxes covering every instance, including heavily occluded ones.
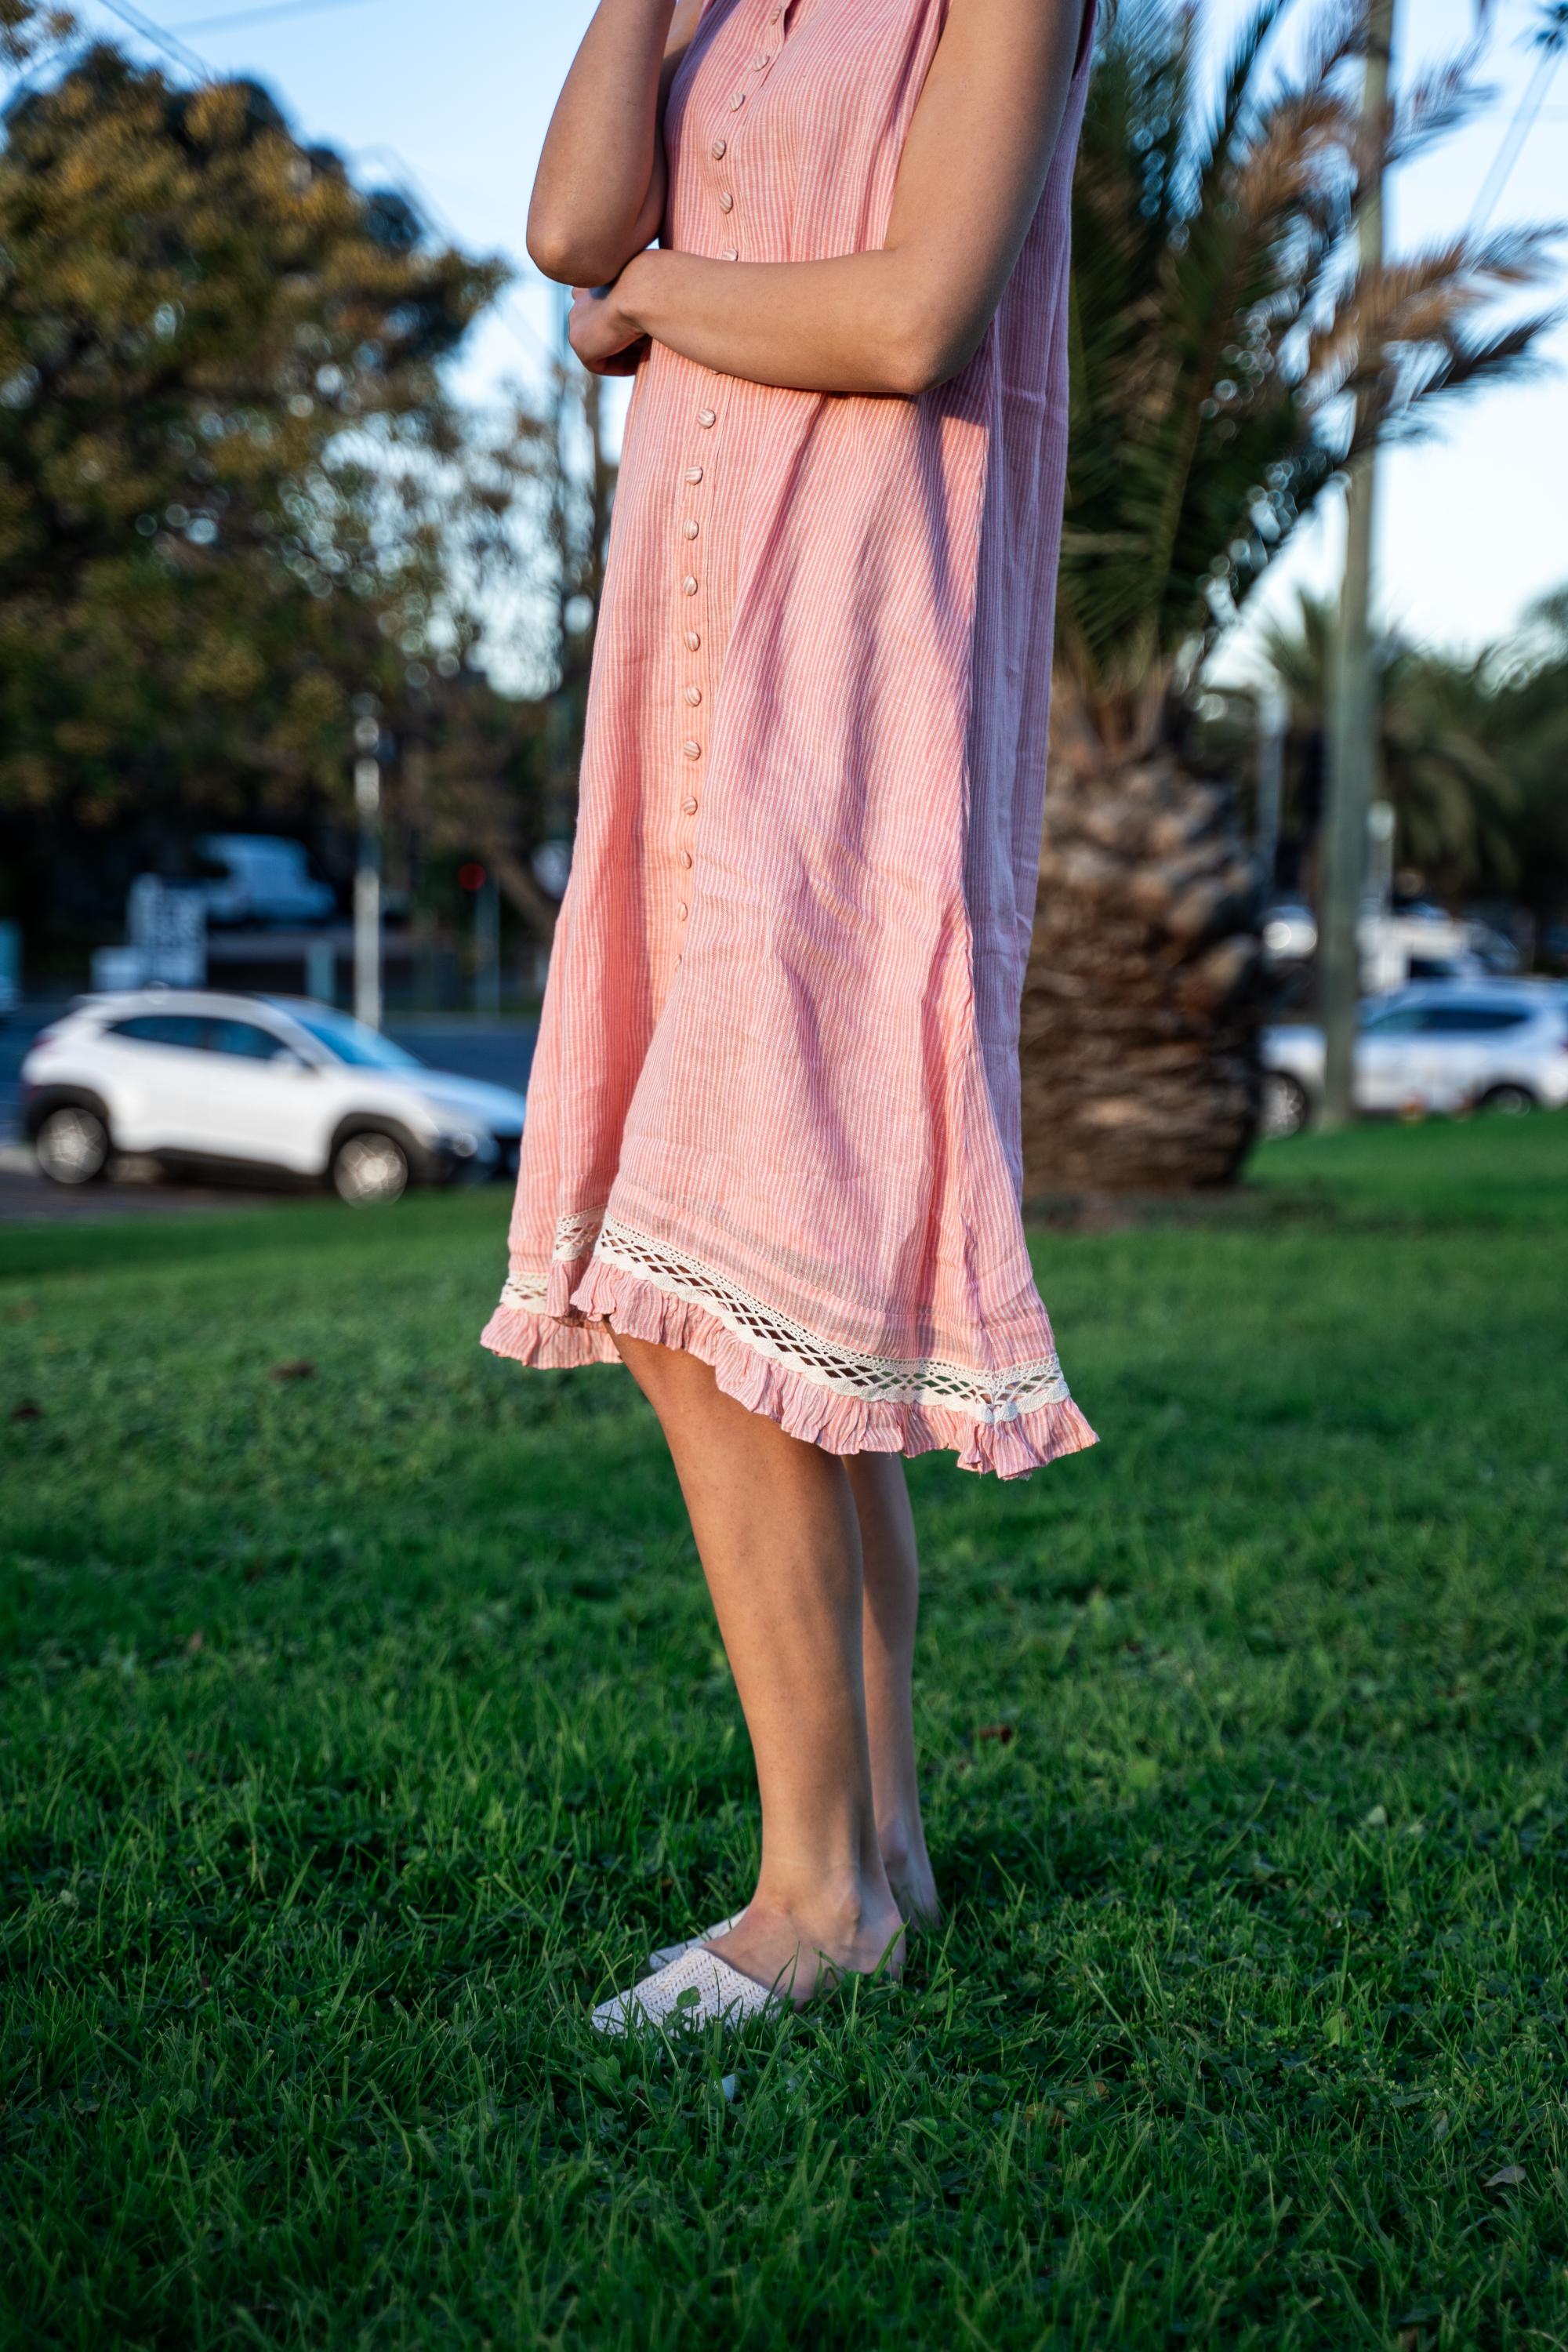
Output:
[482,0,1099,1479]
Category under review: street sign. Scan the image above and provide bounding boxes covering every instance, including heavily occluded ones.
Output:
[128,876,208,986]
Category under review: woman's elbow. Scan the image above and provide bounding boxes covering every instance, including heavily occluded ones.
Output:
[879,310,984,397]
[527,219,595,287]
[526,204,629,289]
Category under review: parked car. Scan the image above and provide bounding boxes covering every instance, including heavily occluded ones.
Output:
[20,991,526,1204]
[1262,982,1568,1138]
[1261,898,1318,967]
[195,835,337,927]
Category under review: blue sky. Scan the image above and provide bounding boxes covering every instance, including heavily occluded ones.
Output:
[70,0,1568,677]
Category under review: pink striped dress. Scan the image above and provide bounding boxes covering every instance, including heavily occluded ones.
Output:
[483,0,1098,1478]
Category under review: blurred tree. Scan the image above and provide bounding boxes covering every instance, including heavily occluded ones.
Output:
[1478,584,1568,948]
[0,10,512,905]
[1259,592,1519,902]
[1022,0,1559,1192]
[408,363,618,956]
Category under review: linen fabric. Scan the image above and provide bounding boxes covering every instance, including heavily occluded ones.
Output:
[483,0,1099,1478]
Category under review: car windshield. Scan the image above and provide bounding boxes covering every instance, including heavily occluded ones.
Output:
[277,1005,422,1070]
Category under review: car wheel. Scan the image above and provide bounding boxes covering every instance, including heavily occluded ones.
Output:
[34,1103,112,1185]
[1261,1071,1312,1140]
[332,1130,411,1206]
[1476,1083,1536,1116]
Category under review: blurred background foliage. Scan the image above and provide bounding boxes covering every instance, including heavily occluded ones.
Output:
[0,0,1563,1180]
[0,0,593,956]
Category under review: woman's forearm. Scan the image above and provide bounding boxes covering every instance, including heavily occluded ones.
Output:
[528,0,686,286]
[609,245,964,399]
[574,0,1089,397]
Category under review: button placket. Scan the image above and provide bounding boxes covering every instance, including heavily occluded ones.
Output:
[671,0,790,984]
[673,393,727,972]
[708,0,793,260]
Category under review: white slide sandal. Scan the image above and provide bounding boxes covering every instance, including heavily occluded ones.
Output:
[591,1942,785,2036]
[648,1907,748,1972]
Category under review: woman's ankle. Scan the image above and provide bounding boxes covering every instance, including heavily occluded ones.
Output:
[720,1876,904,1980]
[877,1824,940,1926]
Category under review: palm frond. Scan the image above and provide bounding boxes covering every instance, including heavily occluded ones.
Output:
[1058,0,1562,713]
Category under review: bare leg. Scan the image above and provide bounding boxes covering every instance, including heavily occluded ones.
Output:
[846,1454,941,1926]
[613,1330,905,2001]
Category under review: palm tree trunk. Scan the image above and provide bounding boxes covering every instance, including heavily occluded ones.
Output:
[1019,729,1267,1195]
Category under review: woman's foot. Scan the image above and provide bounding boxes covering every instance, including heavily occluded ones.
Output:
[704,1885,906,2007]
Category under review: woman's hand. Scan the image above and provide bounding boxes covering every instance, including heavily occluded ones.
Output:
[568,282,649,377]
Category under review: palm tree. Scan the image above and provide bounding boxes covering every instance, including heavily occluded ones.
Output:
[1021,0,1558,1193]
[1258,593,1519,902]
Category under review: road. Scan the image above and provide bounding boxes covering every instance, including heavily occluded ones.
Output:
[0,1003,538,1222]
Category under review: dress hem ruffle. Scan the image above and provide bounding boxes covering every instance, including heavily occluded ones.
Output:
[480,1255,1098,1482]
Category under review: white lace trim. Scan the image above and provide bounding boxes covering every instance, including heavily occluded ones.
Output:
[496,1207,605,1308]
[552,1206,604,1261]
[496,1213,1072,1425]
[499,1268,551,1308]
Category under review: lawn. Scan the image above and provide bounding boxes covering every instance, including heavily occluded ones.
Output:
[2,1116,1566,2350]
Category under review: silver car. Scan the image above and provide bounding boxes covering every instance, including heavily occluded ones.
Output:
[1262,981,1568,1138]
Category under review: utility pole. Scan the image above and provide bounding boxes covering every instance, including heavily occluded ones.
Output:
[1319,0,1395,1129]
[353,704,384,1031]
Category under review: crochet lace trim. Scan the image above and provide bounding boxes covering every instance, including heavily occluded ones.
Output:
[501,1207,605,1308]
[552,1205,605,1261]
[498,1214,1071,1424]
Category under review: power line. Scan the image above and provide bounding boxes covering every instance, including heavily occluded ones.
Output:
[92,0,213,78]
[1468,43,1563,229]
[1467,4,1567,233]
[172,0,379,34]
[82,0,559,377]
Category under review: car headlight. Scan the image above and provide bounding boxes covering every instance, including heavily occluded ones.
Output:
[438,1127,481,1159]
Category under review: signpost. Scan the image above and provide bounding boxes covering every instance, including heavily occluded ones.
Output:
[353,707,384,1031]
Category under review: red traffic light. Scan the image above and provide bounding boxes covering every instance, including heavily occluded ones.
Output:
[457,862,488,892]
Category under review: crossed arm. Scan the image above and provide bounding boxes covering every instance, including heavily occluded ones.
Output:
[527,0,1088,400]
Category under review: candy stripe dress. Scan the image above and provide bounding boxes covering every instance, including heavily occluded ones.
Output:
[482,0,1099,1479]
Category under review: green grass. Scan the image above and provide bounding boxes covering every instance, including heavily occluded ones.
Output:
[2,1116,1566,2350]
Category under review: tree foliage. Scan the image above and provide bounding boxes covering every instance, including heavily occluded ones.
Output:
[0,20,510,837]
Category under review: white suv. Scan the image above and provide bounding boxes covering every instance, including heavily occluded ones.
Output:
[1263,982,1568,1137]
[21,991,527,1205]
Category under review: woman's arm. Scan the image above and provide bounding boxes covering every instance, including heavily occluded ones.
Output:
[569,0,1089,397]
[528,0,706,287]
